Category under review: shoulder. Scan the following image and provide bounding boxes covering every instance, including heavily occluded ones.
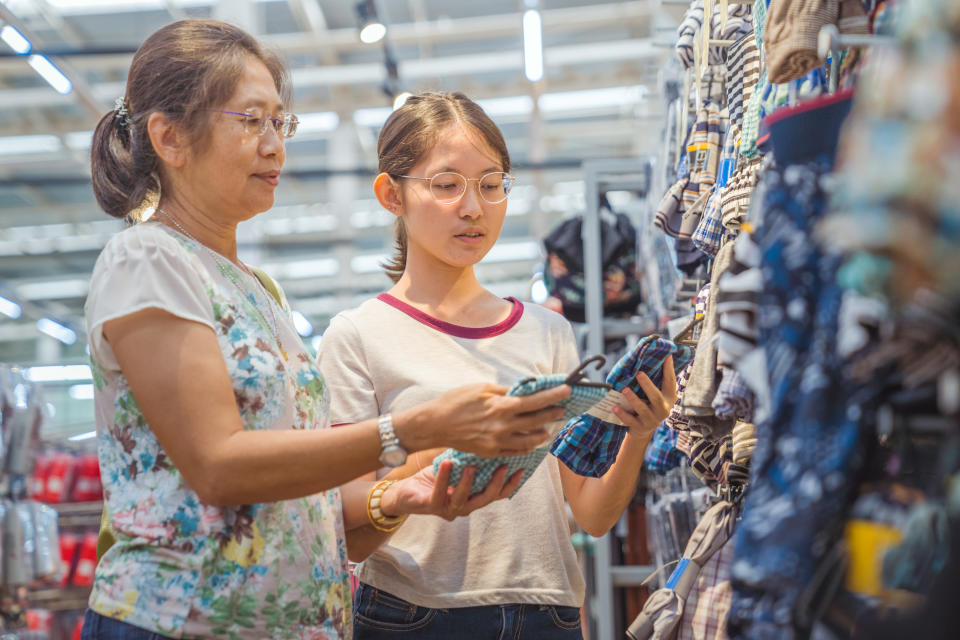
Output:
[323,297,385,342]
[94,222,187,270]
[519,300,573,333]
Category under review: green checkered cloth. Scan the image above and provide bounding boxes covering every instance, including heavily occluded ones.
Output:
[432,373,609,497]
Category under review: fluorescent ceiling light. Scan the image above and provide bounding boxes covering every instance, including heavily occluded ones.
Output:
[68,430,97,441]
[291,310,313,337]
[531,278,549,304]
[17,278,89,300]
[350,254,387,274]
[69,384,95,400]
[0,296,22,319]
[477,95,534,118]
[522,9,544,83]
[539,86,648,114]
[24,364,92,382]
[1,26,31,54]
[37,318,78,345]
[296,111,340,134]
[0,135,62,156]
[359,21,386,44]
[28,55,72,94]
[65,130,94,150]
[393,92,412,110]
[353,107,392,128]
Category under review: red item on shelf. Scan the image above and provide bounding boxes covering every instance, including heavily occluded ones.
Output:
[72,454,103,502]
[59,532,80,587]
[45,453,77,504]
[26,608,52,632]
[71,532,98,587]
[30,453,52,501]
[72,615,84,640]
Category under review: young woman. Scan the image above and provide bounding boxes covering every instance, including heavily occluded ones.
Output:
[82,23,570,640]
[319,92,676,639]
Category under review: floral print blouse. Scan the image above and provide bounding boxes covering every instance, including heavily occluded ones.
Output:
[84,223,351,639]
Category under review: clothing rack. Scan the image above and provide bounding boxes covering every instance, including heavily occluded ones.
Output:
[818,24,895,92]
[580,157,658,640]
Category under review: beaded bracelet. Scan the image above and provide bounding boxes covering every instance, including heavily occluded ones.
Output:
[366,479,407,533]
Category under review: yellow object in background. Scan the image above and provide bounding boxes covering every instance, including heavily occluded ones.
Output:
[844,519,903,596]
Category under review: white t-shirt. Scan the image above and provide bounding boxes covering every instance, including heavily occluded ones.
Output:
[318,293,585,608]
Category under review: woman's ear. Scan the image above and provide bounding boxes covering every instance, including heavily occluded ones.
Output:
[374,172,403,217]
[147,112,188,168]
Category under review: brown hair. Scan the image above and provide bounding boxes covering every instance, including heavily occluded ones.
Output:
[90,19,290,220]
[377,92,510,283]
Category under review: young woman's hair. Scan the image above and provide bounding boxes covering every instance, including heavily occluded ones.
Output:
[90,19,290,219]
[377,92,511,283]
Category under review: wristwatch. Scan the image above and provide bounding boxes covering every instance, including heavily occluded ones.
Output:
[377,413,408,467]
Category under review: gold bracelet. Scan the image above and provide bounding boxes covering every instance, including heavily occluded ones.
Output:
[366,479,407,533]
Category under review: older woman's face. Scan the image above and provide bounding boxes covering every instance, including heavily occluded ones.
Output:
[187,56,285,221]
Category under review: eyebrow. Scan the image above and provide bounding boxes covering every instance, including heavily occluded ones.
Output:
[240,98,285,113]
[437,166,503,174]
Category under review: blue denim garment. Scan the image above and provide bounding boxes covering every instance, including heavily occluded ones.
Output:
[352,583,583,640]
[81,610,174,640]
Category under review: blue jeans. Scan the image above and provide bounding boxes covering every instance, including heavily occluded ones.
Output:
[353,582,584,639]
[80,610,174,640]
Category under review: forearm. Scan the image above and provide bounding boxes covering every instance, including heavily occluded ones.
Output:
[191,411,430,506]
[562,432,649,537]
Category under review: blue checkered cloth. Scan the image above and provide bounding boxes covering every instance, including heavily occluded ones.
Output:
[433,372,610,497]
[643,421,686,474]
[551,336,696,478]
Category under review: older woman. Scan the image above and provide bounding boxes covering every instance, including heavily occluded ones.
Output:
[82,20,568,640]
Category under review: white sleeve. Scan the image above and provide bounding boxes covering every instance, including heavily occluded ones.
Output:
[554,315,581,374]
[317,313,380,425]
[85,226,215,371]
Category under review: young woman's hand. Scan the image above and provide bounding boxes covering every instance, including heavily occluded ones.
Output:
[398,383,571,457]
[383,460,523,522]
[611,354,678,441]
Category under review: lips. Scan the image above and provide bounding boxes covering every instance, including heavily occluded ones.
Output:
[255,171,280,186]
[455,228,485,239]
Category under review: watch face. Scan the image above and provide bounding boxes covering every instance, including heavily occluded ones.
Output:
[380,446,407,467]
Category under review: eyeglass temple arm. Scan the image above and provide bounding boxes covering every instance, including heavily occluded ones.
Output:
[565,355,611,388]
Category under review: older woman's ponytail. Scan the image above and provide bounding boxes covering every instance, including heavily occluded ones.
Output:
[90,100,158,220]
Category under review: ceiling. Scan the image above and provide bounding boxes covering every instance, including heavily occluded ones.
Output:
[0,0,688,433]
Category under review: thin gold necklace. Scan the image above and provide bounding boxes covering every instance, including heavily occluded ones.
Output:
[156,208,289,360]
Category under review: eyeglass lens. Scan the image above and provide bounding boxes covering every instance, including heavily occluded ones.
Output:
[243,112,299,139]
[429,172,513,204]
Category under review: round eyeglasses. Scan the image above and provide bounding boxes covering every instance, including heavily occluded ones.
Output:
[396,171,516,205]
[212,109,299,139]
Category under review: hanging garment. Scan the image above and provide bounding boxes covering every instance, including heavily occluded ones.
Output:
[677,529,737,640]
[681,239,737,439]
[666,284,711,433]
[552,337,695,477]
[692,128,739,258]
[726,31,762,129]
[542,208,644,323]
[728,91,876,640]
[627,499,738,640]
[712,366,755,421]
[676,0,753,69]
[645,422,688,474]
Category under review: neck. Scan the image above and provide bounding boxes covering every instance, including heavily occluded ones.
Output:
[391,256,496,315]
[156,197,241,264]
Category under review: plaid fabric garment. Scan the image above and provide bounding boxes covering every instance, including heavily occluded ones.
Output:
[644,421,687,474]
[552,336,695,478]
[678,532,736,640]
[712,366,754,421]
[682,102,724,219]
[434,373,609,497]
[692,130,739,258]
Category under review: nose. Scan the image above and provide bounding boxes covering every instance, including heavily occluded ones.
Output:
[259,126,285,160]
[457,182,483,218]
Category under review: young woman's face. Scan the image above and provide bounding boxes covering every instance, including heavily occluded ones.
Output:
[397,125,509,272]
[185,56,285,220]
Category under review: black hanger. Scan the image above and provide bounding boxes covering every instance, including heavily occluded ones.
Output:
[565,355,613,390]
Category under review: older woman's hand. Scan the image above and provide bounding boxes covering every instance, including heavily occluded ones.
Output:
[383,460,522,522]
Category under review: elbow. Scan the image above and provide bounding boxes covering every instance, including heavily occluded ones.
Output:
[186,459,235,507]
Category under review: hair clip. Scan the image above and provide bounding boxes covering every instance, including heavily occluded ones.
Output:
[565,355,612,390]
[114,96,130,128]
